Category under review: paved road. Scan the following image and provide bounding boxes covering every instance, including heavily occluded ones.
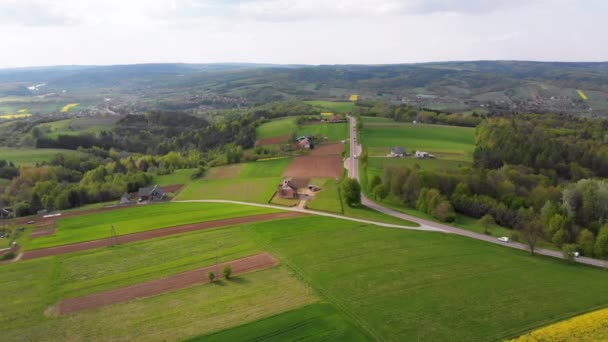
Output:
[175,200,445,233]
[346,116,608,269]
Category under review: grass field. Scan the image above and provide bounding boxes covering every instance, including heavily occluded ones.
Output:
[256,117,297,139]
[248,215,608,341]
[192,304,369,341]
[306,178,343,214]
[0,147,81,166]
[152,168,197,186]
[36,116,118,138]
[361,118,475,163]
[297,123,348,142]
[304,100,354,113]
[25,202,279,250]
[176,159,291,204]
[367,156,472,174]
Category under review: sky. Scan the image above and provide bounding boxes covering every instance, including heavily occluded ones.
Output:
[0,0,607,68]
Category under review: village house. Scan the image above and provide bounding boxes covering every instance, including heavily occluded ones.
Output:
[297,136,313,149]
[388,146,406,158]
[415,151,435,159]
[277,179,299,199]
[138,185,166,202]
[0,208,9,219]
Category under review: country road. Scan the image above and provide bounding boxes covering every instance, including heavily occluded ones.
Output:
[346,115,608,269]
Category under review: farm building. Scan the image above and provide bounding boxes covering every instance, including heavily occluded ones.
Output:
[138,185,166,202]
[388,146,405,158]
[278,179,299,199]
[0,208,9,219]
[415,151,435,159]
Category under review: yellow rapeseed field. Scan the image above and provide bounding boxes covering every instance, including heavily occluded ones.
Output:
[61,103,80,112]
[17,108,28,113]
[577,89,589,100]
[349,94,359,101]
[0,113,32,119]
[510,308,608,341]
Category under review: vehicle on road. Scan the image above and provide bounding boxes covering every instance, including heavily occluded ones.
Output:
[498,236,509,243]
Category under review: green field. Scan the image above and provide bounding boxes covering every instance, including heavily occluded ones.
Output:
[256,117,297,140]
[176,159,291,204]
[361,118,475,162]
[0,147,82,166]
[26,202,279,250]
[36,116,118,138]
[367,157,472,176]
[192,304,369,341]
[248,215,608,341]
[5,209,608,340]
[152,168,197,186]
[306,178,343,214]
[297,122,348,142]
[304,100,354,113]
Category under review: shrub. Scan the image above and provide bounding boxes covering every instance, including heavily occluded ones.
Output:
[562,244,579,262]
[208,271,215,282]
[1,252,16,261]
[223,266,232,279]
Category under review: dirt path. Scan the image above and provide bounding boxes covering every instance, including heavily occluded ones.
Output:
[56,253,278,314]
[21,212,301,260]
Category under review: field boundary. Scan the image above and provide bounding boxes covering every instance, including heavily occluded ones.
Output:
[55,253,279,314]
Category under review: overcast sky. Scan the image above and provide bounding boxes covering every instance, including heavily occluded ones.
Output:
[1,0,607,68]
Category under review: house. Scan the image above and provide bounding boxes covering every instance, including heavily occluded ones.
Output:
[297,136,313,149]
[388,146,405,158]
[138,185,166,202]
[330,114,343,123]
[0,208,9,219]
[415,151,435,159]
[119,192,133,205]
[278,179,299,199]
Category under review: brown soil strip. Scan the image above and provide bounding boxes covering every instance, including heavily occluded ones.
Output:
[256,135,289,146]
[283,155,343,178]
[310,142,345,156]
[161,184,183,193]
[56,253,278,314]
[21,212,301,260]
[30,228,56,238]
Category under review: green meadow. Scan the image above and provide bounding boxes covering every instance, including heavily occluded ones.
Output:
[0,147,82,166]
[35,116,118,138]
[176,159,291,203]
[361,118,475,162]
[4,209,608,340]
[256,117,297,140]
[297,122,348,142]
[25,202,278,250]
[304,100,354,113]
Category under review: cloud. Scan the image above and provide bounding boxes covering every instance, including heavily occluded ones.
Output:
[0,0,80,26]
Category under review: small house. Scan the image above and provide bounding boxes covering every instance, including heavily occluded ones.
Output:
[278,179,298,199]
[0,208,9,219]
[297,136,313,149]
[415,151,435,159]
[388,146,405,158]
[138,185,166,202]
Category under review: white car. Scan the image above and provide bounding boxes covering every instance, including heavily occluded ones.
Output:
[498,236,509,243]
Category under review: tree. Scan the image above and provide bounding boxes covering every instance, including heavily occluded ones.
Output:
[562,244,578,262]
[478,214,495,235]
[341,178,361,206]
[223,266,232,279]
[369,175,382,190]
[208,271,216,282]
[373,184,389,202]
[594,225,608,258]
[577,229,595,256]
[520,217,544,255]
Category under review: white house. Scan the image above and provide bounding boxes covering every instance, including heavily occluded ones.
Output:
[415,151,435,159]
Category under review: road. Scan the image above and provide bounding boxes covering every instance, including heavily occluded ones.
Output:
[175,199,445,233]
[346,115,608,269]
